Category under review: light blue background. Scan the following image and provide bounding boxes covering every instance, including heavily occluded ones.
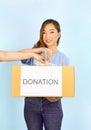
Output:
[0,0,91,130]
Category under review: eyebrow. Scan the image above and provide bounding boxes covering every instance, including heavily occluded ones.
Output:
[43,29,55,32]
[49,29,55,31]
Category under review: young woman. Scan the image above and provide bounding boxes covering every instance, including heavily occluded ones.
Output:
[0,47,52,62]
[21,19,69,130]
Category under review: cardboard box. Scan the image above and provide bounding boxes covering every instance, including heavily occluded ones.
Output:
[11,66,75,97]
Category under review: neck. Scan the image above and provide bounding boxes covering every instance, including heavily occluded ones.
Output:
[48,46,58,53]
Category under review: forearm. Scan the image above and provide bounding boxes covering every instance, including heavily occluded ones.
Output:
[0,47,52,62]
[0,51,34,62]
[18,47,44,54]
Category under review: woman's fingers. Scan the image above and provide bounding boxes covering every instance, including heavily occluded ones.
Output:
[44,48,52,61]
[33,47,52,63]
[33,53,45,63]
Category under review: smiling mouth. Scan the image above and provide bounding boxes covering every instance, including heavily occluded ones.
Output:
[45,40,52,43]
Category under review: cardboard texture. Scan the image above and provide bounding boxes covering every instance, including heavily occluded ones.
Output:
[11,66,75,97]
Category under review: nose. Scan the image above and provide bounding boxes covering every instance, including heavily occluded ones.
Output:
[45,33,50,39]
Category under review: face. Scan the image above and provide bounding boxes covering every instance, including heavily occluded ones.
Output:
[42,23,60,48]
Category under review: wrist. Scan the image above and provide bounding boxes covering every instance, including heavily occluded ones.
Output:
[40,47,45,52]
[31,53,35,58]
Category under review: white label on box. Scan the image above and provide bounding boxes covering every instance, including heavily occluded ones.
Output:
[20,66,62,97]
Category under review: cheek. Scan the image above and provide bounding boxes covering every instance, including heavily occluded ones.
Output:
[42,35,46,41]
[56,34,60,40]
[54,35,59,41]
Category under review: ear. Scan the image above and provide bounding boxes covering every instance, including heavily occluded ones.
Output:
[58,32,61,38]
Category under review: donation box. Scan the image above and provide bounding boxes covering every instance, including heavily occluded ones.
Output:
[11,66,75,97]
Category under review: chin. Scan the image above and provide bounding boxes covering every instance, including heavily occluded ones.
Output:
[46,43,52,47]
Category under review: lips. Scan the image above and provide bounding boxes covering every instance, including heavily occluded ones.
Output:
[45,40,52,44]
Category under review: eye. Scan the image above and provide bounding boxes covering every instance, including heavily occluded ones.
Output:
[50,31,54,34]
[42,31,46,34]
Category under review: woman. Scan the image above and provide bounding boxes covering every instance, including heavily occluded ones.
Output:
[0,47,52,62]
[21,19,69,130]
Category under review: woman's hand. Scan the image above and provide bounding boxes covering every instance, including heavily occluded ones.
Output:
[32,53,45,63]
[43,48,52,62]
[45,97,60,102]
[32,47,52,62]
[31,47,52,62]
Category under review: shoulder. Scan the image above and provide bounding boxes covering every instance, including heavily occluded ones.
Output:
[57,51,70,66]
[58,51,68,58]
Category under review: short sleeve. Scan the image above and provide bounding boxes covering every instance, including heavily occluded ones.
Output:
[21,58,34,65]
[62,56,70,66]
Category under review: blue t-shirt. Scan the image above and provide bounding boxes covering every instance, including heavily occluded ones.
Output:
[21,51,69,66]
[21,51,69,104]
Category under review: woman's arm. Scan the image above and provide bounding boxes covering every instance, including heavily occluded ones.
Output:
[0,47,52,62]
[19,47,52,61]
[0,51,45,62]
[18,47,48,53]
